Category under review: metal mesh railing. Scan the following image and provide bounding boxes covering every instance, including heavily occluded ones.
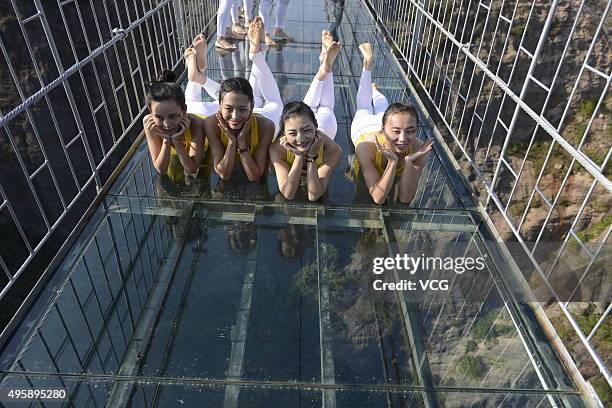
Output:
[363,0,610,398]
[0,0,217,307]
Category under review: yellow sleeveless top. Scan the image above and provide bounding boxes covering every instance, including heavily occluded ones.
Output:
[170,113,208,156]
[353,131,412,176]
[168,113,208,182]
[220,115,259,158]
[286,144,325,167]
[170,127,192,156]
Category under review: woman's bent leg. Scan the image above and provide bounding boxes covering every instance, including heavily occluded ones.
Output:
[250,45,283,129]
[355,68,373,117]
[303,76,324,113]
[372,85,389,115]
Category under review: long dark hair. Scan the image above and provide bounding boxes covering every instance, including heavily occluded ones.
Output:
[279,101,318,136]
[218,77,254,106]
[145,69,186,109]
[381,102,419,127]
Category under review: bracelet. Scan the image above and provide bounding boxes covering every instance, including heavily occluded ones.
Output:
[237,145,249,153]
[305,153,318,163]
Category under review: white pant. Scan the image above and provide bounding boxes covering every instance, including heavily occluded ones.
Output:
[217,0,234,37]
[259,0,290,32]
[303,73,337,139]
[218,41,248,79]
[231,0,254,23]
[185,79,220,117]
[249,45,283,135]
[350,68,389,144]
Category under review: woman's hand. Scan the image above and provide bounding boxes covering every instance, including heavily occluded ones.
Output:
[375,137,398,163]
[145,116,166,140]
[216,112,237,144]
[170,115,190,140]
[279,136,305,157]
[236,118,252,150]
[406,137,434,163]
[307,133,322,157]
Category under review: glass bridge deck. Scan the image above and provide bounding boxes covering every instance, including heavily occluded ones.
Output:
[0,0,590,406]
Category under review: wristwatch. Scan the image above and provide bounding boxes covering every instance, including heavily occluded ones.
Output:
[238,145,249,154]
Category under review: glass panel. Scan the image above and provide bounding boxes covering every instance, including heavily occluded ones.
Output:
[0,1,596,407]
[0,373,588,407]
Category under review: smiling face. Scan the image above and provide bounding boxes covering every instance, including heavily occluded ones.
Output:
[221,91,252,130]
[283,115,317,153]
[382,112,418,153]
[150,100,185,134]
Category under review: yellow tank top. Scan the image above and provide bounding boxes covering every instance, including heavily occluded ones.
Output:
[170,113,208,156]
[170,128,192,156]
[353,131,412,176]
[220,115,259,158]
[286,144,325,167]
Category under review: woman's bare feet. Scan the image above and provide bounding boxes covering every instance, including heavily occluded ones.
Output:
[319,30,332,63]
[319,30,340,71]
[215,36,237,50]
[248,17,262,56]
[192,34,206,72]
[359,43,374,70]
[273,27,293,41]
[322,30,334,50]
[322,40,340,74]
[184,48,206,84]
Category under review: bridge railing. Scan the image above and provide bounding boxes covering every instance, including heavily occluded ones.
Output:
[0,0,217,333]
[363,0,610,398]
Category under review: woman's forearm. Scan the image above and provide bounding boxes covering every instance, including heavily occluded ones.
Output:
[174,145,199,172]
[306,162,324,201]
[154,140,173,174]
[369,160,397,204]
[239,151,262,181]
[279,156,304,199]
[398,162,422,204]
[216,141,237,180]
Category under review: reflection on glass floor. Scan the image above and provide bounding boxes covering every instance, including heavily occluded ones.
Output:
[0,0,590,407]
[0,197,586,407]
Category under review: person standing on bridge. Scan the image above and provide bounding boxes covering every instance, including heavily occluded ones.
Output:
[350,43,434,204]
[258,0,293,46]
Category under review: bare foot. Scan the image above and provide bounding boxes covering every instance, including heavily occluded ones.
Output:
[232,23,247,36]
[319,30,331,64]
[192,34,206,72]
[359,43,374,70]
[322,40,341,73]
[322,30,334,50]
[247,18,262,56]
[273,27,293,41]
[215,37,236,50]
[184,48,206,84]
[257,18,266,44]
